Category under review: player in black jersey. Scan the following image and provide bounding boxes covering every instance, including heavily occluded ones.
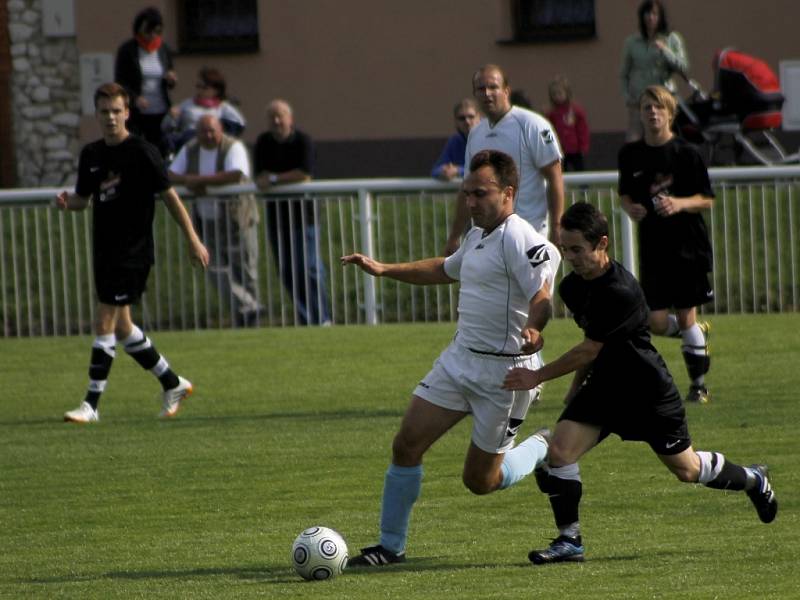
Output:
[619,85,714,403]
[503,202,776,564]
[57,82,209,423]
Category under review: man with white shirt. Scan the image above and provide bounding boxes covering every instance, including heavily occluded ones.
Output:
[343,149,560,567]
[445,64,565,254]
[169,115,262,326]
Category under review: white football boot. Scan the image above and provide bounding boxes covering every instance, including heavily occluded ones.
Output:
[160,376,193,418]
[64,401,99,423]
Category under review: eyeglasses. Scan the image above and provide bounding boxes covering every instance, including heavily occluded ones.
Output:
[456,114,477,121]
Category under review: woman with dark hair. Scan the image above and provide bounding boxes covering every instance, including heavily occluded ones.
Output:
[620,0,688,141]
[114,6,177,156]
[162,67,247,154]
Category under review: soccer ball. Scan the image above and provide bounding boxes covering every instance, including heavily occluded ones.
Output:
[291,526,349,581]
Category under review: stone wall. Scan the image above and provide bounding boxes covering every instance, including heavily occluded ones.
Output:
[8,0,80,187]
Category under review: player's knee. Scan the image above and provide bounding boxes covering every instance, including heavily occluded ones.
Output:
[670,464,699,483]
[462,471,496,495]
[547,440,576,466]
[391,432,423,466]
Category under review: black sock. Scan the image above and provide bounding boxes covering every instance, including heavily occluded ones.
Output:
[124,330,179,390]
[85,342,114,409]
[539,466,583,529]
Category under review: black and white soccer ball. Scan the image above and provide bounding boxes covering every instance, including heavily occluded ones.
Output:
[291,526,349,581]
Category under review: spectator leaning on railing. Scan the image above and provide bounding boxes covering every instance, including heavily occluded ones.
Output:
[253,99,332,326]
[168,114,262,327]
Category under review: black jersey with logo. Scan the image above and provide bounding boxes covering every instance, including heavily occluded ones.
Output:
[618,137,713,271]
[76,135,170,269]
[559,261,677,405]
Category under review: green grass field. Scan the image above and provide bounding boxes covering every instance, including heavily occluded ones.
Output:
[1,314,798,599]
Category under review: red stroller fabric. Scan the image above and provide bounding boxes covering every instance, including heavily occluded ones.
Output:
[715,48,783,130]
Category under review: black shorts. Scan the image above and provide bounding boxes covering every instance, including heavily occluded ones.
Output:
[640,263,713,311]
[560,380,691,456]
[94,264,150,306]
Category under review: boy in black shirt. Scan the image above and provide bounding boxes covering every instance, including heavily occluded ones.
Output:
[57,83,209,423]
[503,202,777,564]
[619,85,714,403]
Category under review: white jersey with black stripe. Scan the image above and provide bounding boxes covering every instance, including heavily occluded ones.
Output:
[465,106,562,232]
[443,214,560,355]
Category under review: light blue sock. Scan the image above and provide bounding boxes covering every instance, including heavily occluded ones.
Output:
[378,464,423,554]
[499,433,548,490]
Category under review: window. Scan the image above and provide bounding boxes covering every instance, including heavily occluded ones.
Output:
[510,0,596,42]
[177,0,259,53]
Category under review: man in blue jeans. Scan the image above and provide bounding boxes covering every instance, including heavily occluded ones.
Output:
[254,99,331,325]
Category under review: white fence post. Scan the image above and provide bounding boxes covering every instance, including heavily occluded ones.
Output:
[358,188,378,325]
[620,211,637,276]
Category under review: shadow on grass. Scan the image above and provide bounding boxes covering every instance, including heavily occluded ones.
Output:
[0,408,404,428]
[20,551,688,587]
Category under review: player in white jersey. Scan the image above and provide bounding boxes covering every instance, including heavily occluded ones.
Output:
[343,149,561,568]
[445,64,565,255]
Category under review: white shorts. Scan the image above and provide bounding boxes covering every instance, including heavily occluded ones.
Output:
[413,342,542,454]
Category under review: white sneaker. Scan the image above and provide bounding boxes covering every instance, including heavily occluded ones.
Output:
[160,376,193,418]
[64,401,99,423]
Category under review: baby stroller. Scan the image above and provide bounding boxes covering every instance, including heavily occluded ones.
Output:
[675,48,799,165]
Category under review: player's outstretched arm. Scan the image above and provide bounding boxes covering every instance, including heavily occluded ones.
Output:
[161,187,210,269]
[341,253,454,285]
[503,337,603,391]
[54,191,89,211]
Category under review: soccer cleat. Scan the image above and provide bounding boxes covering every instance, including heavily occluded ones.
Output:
[747,464,777,524]
[64,401,99,423]
[529,535,585,565]
[347,545,406,567]
[685,384,710,404]
[160,376,193,418]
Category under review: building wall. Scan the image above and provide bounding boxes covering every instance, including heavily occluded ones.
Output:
[7,0,80,186]
[11,0,800,183]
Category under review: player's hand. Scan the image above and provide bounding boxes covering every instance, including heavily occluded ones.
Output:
[502,367,542,391]
[190,241,210,269]
[654,193,679,217]
[520,328,544,354]
[623,202,647,222]
[54,191,69,210]
[340,253,384,276]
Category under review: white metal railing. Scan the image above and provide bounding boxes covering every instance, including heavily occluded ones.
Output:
[1,166,799,336]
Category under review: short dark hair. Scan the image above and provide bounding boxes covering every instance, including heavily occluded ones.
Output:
[561,202,609,248]
[94,82,129,109]
[133,6,163,36]
[199,67,227,99]
[469,149,519,192]
[637,0,669,39]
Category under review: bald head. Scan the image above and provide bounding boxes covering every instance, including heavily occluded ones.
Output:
[196,114,223,149]
[267,99,294,141]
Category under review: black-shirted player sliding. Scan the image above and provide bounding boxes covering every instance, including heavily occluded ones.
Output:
[503,202,777,564]
[57,82,209,423]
